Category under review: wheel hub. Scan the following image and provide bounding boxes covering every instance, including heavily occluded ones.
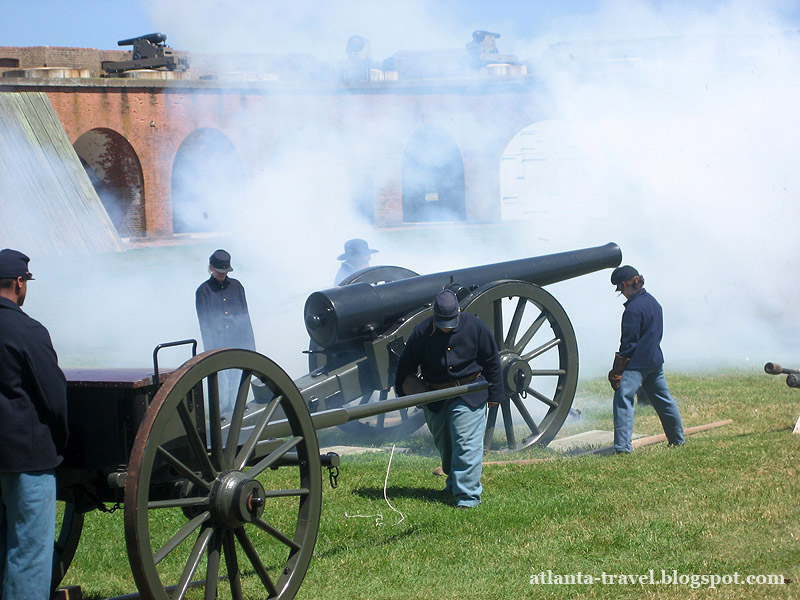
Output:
[210,471,266,529]
[500,351,531,394]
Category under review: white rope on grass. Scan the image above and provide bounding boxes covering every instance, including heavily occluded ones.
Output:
[344,444,406,527]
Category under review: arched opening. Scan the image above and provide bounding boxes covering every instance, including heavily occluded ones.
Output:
[500,120,606,221]
[73,128,145,237]
[171,128,245,234]
[401,126,466,222]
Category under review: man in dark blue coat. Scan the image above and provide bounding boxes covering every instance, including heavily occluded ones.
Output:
[395,290,504,507]
[0,249,68,599]
[608,265,684,453]
[195,249,256,413]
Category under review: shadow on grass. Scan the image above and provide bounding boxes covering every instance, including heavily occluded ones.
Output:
[352,485,454,505]
[312,526,419,561]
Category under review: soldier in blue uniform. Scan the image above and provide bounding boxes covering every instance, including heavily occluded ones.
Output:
[195,249,256,413]
[395,290,504,508]
[608,265,685,453]
[0,249,68,599]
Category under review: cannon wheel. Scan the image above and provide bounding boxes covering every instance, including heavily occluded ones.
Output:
[125,349,321,600]
[309,265,426,442]
[51,500,85,592]
[463,281,579,450]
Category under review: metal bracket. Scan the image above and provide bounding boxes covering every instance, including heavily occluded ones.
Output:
[153,339,197,386]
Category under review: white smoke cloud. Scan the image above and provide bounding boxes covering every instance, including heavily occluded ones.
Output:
[17,0,800,384]
[518,1,800,373]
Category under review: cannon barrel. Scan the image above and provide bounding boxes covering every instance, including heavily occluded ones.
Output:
[305,242,622,349]
[117,32,167,46]
[765,362,800,375]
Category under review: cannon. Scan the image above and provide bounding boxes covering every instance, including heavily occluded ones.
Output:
[765,362,800,388]
[764,362,800,434]
[301,242,621,449]
[101,32,188,74]
[53,243,621,599]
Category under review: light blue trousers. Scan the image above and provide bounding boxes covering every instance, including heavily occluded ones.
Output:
[614,366,685,453]
[424,398,487,507]
[0,470,56,600]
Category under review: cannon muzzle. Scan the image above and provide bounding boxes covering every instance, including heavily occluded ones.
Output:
[764,362,800,376]
[117,32,167,47]
[305,242,622,349]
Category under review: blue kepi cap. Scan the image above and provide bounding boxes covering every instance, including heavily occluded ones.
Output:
[433,289,460,328]
[610,265,639,285]
[0,249,34,280]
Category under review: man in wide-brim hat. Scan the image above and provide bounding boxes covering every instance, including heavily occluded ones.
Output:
[334,238,378,285]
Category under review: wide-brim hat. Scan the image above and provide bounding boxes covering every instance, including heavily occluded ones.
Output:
[433,289,460,328]
[210,249,233,273]
[338,238,378,261]
[611,265,639,285]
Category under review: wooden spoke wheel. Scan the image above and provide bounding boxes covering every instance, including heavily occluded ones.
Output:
[463,281,579,450]
[51,499,84,592]
[309,265,426,441]
[125,349,321,600]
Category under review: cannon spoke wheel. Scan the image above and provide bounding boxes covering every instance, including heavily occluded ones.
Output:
[52,500,85,592]
[463,281,579,451]
[125,349,321,600]
[309,265,427,441]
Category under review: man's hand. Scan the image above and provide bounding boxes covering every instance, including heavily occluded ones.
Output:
[608,353,630,392]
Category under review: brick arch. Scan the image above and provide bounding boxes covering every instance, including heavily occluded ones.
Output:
[499,119,606,221]
[401,125,466,222]
[73,128,145,237]
[171,127,245,234]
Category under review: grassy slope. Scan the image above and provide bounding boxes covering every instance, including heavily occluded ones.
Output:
[63,372,800,599]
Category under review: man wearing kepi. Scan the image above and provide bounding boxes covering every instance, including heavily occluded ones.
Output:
[395,289,503,508]
[608,265,684,453]
[0,249,68,599]
[196,249,256,412]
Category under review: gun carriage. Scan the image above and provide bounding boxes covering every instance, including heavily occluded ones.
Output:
[53,243,621,600]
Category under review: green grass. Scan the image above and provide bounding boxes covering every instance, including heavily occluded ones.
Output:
[60,371,800,599]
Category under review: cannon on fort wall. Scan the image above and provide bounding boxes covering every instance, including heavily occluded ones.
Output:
[101,32,189,74]
[53,243,621,600]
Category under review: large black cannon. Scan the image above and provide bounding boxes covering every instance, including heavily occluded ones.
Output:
[300,242,621,450]
[53,242,621,600]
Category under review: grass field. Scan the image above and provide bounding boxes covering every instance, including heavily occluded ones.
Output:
[60,371,800,599]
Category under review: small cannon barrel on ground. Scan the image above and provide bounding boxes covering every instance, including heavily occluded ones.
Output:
[765,362,800,388]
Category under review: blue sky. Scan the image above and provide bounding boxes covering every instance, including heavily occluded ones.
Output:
[3,1,798,60]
